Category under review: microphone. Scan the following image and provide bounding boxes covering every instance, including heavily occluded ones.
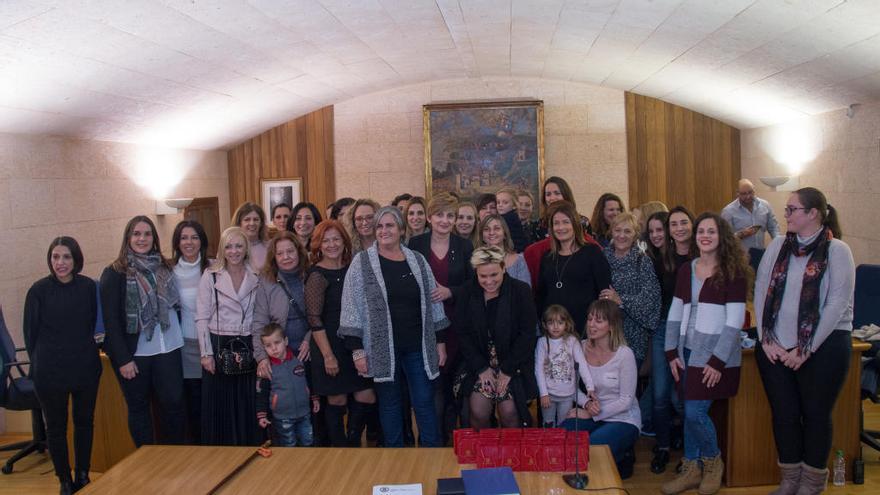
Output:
[563,361,588,489]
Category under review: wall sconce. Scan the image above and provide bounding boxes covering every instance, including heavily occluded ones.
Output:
[759,176,799,192]
[156,198,194,215]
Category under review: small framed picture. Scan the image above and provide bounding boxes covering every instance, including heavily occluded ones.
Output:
[261,178,302,217]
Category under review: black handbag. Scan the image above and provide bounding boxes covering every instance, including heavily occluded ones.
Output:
[212,273,255,375]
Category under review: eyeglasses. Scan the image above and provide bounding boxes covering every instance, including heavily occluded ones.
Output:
[354,215,374,224]
[784,206,807,215]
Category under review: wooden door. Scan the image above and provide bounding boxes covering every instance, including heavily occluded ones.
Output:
[184,197,220,259]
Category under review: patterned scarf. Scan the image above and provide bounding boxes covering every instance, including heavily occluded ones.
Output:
[125,250,179,340]
[761,227,831,355]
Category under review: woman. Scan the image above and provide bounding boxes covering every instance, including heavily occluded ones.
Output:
[288,201,323,249]
[232,202,270,272]
[590,193,626,247]
[405,196,428,240]
[650,207,693,473]
[755,187,854,495]
[478,214,531,287]
[330,197,355,220]
[339,206,449,447]
[536,201,611,337]
[24,237,101,493]
[633,200,668,235]
[344,198,381,254]
[196,226,261,446]
[252,231,310,378]
[524,177,596,287]
[456,247,537,428]
[270,203,292,233]
[563,299,641,479]
[306,220,376,446]
[408,193,474,443]
[171,220,210,444]
[454,201,480,246]
[601,212,660,367]
[101,216,185,447]
[662,212,749,495]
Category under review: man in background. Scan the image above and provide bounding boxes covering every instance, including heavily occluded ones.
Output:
[721,179,780,250]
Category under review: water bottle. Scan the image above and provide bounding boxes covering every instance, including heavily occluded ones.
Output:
[833,449,846,486]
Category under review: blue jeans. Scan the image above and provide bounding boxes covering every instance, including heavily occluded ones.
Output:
[652,322,682,448]
[681,349,719,460]
[561,418,639,464]
[374,351,440,447]
[273,416,313,447]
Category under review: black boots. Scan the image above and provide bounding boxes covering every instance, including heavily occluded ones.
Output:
[346,401,377,447]
[73,469,90,491]
[58,473,73,495]
[323,404,348,447]
[652,448,671,474]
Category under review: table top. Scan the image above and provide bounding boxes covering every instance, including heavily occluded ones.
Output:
[80,445,622,494]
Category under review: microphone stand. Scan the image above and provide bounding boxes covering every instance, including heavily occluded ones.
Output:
[562,361,588,490]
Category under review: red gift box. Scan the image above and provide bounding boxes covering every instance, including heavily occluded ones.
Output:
[520,443,541,471]
[476,441,501,468]
[454,428,477,463]
[564,431,590,472]
[540,431,566,471]
[500,438,521,471]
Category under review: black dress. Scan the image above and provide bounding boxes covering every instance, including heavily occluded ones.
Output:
[306,265,371,395]
[536,244,612,337]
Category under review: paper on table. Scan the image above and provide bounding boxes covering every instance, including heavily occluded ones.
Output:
[372,483,423,495]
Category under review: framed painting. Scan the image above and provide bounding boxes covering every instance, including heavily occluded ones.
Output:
[260,178,302,217]
[423,100,544,205]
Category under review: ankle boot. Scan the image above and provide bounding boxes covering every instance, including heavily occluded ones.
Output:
[651,448,671,474]
[661,458,702,495]
[73,469,91,492]
[699,455,724,495]
[323,404,348,447]
[58,473,73,495]
[770,462,802,495]
[796,464,828,495]
[346,401,374,447]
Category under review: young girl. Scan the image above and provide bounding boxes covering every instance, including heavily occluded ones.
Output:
[535,305,595,427]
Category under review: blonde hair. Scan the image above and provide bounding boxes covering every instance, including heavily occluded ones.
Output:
[344,198,381,253]
[610,211,639,233]
[470,246,506,270]
[427,192,459,218]
[210,227,250,273]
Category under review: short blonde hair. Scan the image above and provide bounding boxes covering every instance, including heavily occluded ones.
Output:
[427,192,458,218]
[610,211,638,233]
[210,227,250,272]
[470,246,506,270]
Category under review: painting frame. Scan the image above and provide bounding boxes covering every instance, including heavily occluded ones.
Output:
[260,177,303,218]
[423,100,545,205]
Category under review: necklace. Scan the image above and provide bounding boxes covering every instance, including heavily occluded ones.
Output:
[554,251,574,289]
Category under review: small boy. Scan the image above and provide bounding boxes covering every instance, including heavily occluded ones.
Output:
[256,323,319,447]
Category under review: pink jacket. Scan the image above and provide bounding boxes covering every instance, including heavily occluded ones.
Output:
[195,267,261,357]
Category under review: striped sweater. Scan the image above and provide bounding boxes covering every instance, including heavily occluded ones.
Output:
[664,259,746,400]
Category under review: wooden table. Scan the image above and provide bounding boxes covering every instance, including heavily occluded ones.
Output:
[715,339,869,487]
[67,353,136,472]
[79,446,621,494]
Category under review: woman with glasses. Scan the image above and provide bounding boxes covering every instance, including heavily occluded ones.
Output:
[344,198,381,254]
[754,187,854,495]
[339,206,449,447]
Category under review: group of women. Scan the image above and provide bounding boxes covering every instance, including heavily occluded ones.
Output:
[23,175,853,495]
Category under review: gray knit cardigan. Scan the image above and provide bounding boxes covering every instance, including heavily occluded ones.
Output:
[338,244,451,382]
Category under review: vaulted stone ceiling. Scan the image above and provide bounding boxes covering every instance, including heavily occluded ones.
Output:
[1,0,878,150]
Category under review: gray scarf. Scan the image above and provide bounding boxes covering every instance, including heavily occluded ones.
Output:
[125,250,180,340]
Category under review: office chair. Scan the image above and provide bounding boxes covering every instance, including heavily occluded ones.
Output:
[0,306,46,474]
[855,264,880,455]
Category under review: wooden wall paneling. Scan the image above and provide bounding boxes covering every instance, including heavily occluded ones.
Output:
[227,106,336,218]
[624,92,740,214]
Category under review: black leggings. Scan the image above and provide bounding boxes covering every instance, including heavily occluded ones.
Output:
[35,380,99,478]
[114,349,186,447]
[756,330,851,469]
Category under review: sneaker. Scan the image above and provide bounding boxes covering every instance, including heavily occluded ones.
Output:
[641,428,657,437]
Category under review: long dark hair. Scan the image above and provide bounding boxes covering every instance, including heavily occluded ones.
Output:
[111,216,171,272]
[286,202,323,232]
[47,236,84,277]
[692,211,753,289]
[546,201,586,256]
[641,211,669,262]
[663,205,694,273]
[540,176,576,217]
[172,220,209,272]
[590,193,625,241]
[795,187,842,239]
